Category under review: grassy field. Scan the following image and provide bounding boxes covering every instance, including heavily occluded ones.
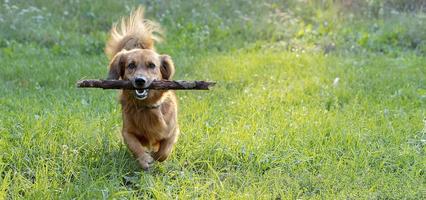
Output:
[0,0,425,199]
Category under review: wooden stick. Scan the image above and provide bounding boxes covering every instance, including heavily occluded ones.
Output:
[76,79,216,90]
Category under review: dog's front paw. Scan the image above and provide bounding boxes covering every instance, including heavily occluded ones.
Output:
[137,153,154,171]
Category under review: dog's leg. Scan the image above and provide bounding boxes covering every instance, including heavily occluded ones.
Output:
[152,138,174,162]
[122,131,153,170]
[153,128,179,162]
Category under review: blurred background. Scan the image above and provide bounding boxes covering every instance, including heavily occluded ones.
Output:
[0,0,425,57]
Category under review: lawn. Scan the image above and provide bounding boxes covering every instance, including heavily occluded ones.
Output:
[0,0,425,199]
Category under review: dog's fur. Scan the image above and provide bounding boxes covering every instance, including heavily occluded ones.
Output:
[105,7,179,170]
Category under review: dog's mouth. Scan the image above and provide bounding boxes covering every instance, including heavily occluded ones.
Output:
[135,89,149,100]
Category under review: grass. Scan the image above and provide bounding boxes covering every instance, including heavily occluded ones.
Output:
[0,0,425,199]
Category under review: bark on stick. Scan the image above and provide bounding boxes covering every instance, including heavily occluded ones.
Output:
[76,79,215,90]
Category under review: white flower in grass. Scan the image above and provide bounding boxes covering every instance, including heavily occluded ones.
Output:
[33,15,44,23]
[333,77,340,87]
[72,149,78,155]
[28,6,40,12]
[19,8,29,15]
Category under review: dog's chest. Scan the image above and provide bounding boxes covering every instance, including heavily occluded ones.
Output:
[126,109,169,141]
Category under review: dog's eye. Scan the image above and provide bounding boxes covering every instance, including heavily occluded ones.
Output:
[128,63,136,69]
[148,62,156,69]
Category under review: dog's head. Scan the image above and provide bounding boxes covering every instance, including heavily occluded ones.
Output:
[107,49,175,100]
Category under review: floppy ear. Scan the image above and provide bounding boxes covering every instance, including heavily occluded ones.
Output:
[106,52,126,80]
[160,55,175,80]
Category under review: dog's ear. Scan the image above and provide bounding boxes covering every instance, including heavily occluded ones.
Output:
[107,51,126,80]
[160,55,175,80]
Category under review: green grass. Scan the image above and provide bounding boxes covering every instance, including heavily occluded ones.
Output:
[1,0,425,199]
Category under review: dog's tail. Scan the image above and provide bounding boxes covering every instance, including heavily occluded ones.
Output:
[105,6,163,59]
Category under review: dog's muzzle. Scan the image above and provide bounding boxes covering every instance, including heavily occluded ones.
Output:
[133,77,149,100]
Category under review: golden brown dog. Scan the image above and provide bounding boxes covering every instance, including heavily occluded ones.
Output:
[104,7,179,170]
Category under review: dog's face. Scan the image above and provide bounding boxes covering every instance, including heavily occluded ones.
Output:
[107,49,175,100]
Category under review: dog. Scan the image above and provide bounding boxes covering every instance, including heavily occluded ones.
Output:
[104,7,179,170]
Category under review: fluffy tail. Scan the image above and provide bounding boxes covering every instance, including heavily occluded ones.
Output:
[105,6,163,59]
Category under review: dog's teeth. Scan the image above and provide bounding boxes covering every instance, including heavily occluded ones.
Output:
[135,89,149,100]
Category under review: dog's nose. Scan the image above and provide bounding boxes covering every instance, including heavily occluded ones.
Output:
[134,77,147,86]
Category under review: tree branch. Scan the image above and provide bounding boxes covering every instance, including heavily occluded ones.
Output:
[76,79,216,90]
